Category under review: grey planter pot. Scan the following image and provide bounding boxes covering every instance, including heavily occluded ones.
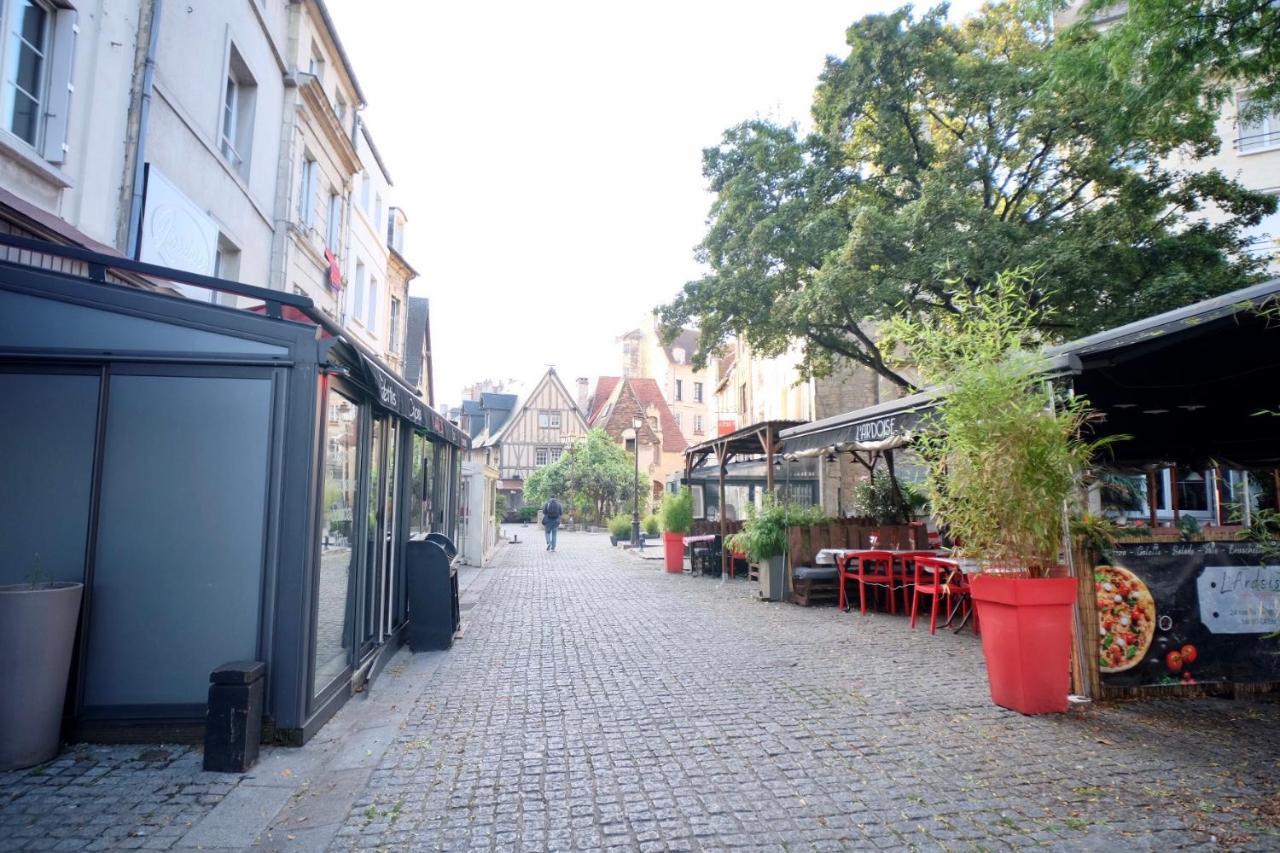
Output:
[0,582,83,770]
[755,555,788,602]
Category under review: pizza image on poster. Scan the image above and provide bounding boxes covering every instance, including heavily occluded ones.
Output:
[1097,541,1280,688]
[1095,564,1157,673]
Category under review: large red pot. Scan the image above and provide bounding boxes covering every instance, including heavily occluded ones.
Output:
[969,574,1077,714]
[662,532,685,573]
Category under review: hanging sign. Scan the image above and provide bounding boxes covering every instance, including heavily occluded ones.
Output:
[1095,540,1280,689]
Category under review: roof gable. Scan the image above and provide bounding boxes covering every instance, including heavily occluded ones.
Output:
[484,368,589,445]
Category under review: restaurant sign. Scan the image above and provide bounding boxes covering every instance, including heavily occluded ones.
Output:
[1095,540,1280,688]
[854,416,899,443]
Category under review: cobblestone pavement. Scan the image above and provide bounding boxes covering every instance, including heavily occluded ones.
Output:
[329,532,1280,851]
[5,532,1280,852]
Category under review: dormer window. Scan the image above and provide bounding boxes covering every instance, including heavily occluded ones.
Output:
[672,347,686,364]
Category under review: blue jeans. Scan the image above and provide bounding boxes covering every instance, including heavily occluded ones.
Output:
[544,518,559,549]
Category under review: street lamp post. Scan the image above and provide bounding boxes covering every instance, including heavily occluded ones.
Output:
[631,414,643,548]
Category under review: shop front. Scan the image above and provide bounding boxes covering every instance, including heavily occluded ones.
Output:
[0,235,468,745]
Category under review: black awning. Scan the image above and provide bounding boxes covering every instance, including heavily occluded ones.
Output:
[355,351,469,448]
[777,391,936,455]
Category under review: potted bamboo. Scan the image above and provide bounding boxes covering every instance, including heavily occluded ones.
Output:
[1,559,84,770]
[659,488,693,573]
[885,271,1110,714]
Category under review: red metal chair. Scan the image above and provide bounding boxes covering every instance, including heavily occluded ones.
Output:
[910,557,976,634]
[896,551,942,615]
[837,550,898,615]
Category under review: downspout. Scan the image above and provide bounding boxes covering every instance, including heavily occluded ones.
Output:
[122,0,163,257]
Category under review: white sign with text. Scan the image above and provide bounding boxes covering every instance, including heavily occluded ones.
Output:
[1197,565,1280,634]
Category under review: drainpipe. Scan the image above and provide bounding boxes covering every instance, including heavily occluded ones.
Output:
[122,0,163,258]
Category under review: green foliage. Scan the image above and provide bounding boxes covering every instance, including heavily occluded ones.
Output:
[1079,0,1280,121]
[883,270,1116,576]
[607,514,632,539]
[851,476,923,524]
[517,505,538,523]
[657,2,1274,388]
[1177,514,1203,540]
[523,429,636,525]
[725,498,825,562]
[659,488,694,534]
[643,514,661,536]
[494,493,507,525]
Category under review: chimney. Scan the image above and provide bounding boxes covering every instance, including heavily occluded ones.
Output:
[576,377,590,415]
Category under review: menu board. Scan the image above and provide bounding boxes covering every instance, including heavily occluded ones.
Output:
[1095,540,1280,688]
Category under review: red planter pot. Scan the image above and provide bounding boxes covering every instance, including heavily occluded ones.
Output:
[969,574,1077,715]
[662,532,685,573]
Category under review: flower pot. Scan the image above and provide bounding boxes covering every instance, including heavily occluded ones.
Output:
[755,554,787,601]
[969,574,1076,715]
[0,582,83,770]
[662,531,685,573]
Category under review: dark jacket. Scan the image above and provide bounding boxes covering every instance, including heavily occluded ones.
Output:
[542,499,562,523]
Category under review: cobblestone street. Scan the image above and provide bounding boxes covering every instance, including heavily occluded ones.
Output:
[4,531,1280,851]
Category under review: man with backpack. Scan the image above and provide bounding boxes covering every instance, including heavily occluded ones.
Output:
[542,496,563,551]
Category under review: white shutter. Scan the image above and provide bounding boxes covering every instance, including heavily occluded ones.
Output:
[42,9,78,163]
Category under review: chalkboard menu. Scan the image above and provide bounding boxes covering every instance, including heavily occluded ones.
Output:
[1094,540,1280,688]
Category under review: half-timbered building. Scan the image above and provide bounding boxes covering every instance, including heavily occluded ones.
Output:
[478,368,589,510]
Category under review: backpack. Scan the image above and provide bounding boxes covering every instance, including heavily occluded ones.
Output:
[543,499,562,520]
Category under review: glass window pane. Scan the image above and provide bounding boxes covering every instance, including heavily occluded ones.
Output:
[0,373,99,586]
[315,389,359,697]
[362,419,384,647]
[18,0,47,46]
[85,374,272,708]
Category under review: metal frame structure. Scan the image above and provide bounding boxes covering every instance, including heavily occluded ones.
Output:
[0,233,468,745]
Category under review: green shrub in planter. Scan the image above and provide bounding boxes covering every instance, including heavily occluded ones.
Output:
[642,514,660,536]
[726,498,826,563]
[607,514,632,539]
[659,488,694,534]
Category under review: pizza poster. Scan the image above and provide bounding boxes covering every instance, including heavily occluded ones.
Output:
[1095,541,1280,688]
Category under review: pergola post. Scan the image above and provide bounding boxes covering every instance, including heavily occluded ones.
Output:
[1146,467,1160,528]
[718,442,729,577]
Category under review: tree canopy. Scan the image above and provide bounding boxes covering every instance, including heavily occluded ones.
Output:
[658,1,1275,390]
[1079,0,1280,121]
[523,429,637,524]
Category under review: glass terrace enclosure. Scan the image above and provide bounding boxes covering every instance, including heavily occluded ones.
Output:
[0,239,468,743]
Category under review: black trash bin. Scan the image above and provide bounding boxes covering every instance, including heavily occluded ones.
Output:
[406,535,459,651]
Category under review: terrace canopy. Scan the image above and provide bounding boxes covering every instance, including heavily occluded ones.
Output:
[684,420,804,573]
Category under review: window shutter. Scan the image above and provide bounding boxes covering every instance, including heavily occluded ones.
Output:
[42,9,78,163]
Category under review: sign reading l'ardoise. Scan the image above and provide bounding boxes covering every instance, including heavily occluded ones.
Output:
[854,416,898,443]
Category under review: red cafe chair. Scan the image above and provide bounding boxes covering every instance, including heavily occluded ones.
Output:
[839,550,898,615]
[910,557,974,634]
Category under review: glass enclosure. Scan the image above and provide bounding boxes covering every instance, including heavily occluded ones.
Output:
[314,388,359,699]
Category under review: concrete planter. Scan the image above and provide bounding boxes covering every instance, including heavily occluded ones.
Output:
[0,582,83,770]
[755,554,788,601]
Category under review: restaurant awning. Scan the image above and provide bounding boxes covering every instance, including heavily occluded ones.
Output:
[344,345,468,447]
[777,391,937,456]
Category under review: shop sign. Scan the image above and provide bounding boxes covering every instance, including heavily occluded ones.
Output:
[1096,541,1280,688]
[854,416,898,443]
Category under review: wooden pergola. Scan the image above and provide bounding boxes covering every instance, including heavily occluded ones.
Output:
[683,420,805,575]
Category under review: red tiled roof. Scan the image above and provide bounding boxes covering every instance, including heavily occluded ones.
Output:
[587,376,620,424]
[626,377,688,453]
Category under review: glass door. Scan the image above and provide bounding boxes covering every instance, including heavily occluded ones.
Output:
[358,418,385,658]
[380,420,400,640]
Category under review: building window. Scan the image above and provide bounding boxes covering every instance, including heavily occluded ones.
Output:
[374,193,383,232]
[1,0,73,162]
[360,171,370,211]
[538,410,562,429]
[535,447,549,467]
[694,382,703,403]
[326,190,342,249]
[3,0,49,147]
[334,94,347,124]
[298,155,318,227]
[389,296,401,357]
[220,45,257,174]
[694,415,704,434]
[674,379,683,401]
[367,276,379,335]
[1238,95,1280,153]
[674,412,682,428]
[352,260,366,325]
[739,383,747,414]
[308,41,324,82]
[213,235,241,282]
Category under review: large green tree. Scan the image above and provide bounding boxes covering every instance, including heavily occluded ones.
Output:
[1078,0,1280,120]
[523,429,637,523]
[659,1,1275,390]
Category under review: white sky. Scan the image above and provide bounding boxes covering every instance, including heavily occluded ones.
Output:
[325,0,984,410]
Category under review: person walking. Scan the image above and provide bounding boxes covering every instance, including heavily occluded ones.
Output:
[542,496,563,551]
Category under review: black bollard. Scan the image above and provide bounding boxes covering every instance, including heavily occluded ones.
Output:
[203,661,265,773]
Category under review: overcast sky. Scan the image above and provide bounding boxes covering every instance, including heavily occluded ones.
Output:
[326,0,984,409]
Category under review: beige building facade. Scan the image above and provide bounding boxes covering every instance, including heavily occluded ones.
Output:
[619,319,715,446]
[586,376,687,503]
